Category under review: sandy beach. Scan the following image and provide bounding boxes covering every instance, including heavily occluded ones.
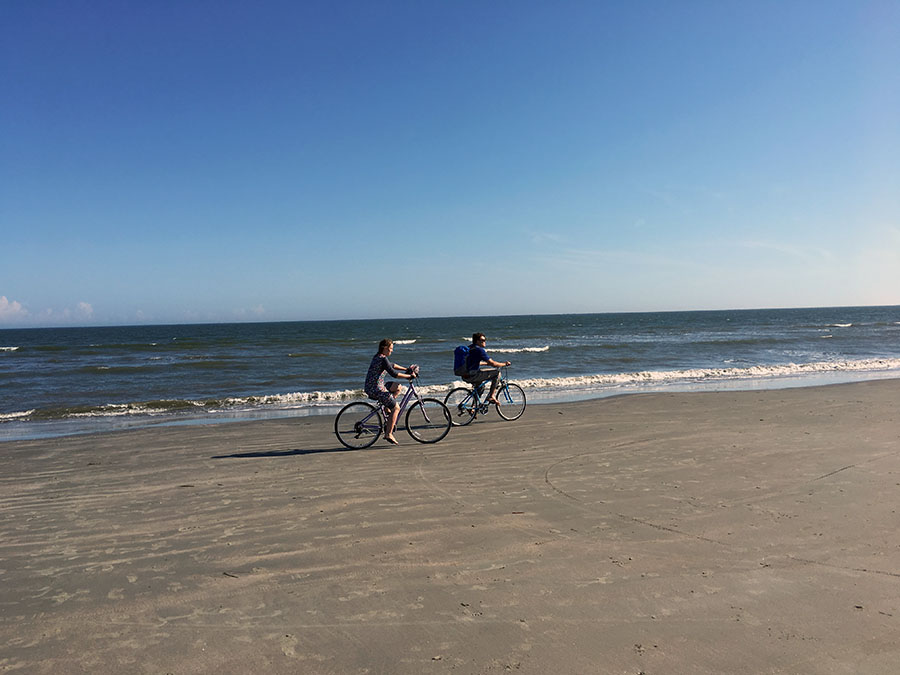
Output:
[1,380,898,674]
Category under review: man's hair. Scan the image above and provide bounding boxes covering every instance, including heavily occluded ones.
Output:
[379,338,393,352]
[472,333,485,344]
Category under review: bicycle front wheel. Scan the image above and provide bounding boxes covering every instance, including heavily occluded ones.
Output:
[444,387,476,426]
[335,401,383,449]
[495,383,526,421]
[405,398,452,444]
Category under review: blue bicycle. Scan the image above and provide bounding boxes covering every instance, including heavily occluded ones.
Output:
[444,367,526,426]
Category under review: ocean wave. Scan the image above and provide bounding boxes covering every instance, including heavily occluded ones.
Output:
[0,391,366,423]
[5,357,899,424]
[26,400,210,420]
[492,345,550,354]
[1,346,19,352]
[74,365,150,375]
[393,339,417,345]
[225,389,363,406]
[508,358,900,390]
[0,410,34,421]
[691,337,781,347]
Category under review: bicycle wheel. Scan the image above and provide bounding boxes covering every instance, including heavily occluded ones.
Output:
[495,382,526,421]
[405,398,452,444]
[334,401,383,449]
[444,387,476,426]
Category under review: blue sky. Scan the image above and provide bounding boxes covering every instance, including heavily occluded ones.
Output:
[2,1,898,327]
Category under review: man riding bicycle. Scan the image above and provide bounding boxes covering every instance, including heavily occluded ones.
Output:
[463,333,511,405]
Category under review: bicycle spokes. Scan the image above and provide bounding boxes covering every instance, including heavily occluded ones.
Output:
[335,401,384,449]
[495,382,526,421]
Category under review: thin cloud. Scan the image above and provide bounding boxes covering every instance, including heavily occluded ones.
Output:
[0,296,28,322]
[233,305,266,319]
[58,302,94,321]
[529,231,566,245]
[0,299,96,325]
[738,240,835,262]
[541,246,714,272]
[643,185,731,211]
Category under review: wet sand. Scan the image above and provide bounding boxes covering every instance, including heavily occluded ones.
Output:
[1,380,899,674]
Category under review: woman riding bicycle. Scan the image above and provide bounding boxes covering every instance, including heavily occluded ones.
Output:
[364,338,417,445]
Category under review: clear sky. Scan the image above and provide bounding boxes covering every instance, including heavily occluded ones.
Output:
[2,0,899,327]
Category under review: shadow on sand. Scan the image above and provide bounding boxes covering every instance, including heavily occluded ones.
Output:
[211,445,375,459]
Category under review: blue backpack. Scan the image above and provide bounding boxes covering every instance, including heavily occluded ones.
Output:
[453,345,469,376]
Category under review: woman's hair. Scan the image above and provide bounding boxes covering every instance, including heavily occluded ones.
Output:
[379,338,393,352]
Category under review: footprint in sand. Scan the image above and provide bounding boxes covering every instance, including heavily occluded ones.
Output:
[280,633,298,657]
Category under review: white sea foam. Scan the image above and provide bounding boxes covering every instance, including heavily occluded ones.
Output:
[224,389,362,407]
[66,405,145,418]
[830,323,853,328]
[65,401,208,418]
[0,410,34,421]
[8,357,899,423]
[393,339,417,345]
[0,346,19,352]
[492,345,550,354]
[507,358,900,391]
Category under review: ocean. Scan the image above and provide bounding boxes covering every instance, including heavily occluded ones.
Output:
[2,306,899,441]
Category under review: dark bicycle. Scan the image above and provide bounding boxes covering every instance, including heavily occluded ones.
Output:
[444,366,526,427]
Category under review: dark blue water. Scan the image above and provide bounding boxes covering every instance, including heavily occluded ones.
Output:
[2,306,899,440]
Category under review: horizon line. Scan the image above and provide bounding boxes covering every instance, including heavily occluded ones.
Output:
[2,303,898,331]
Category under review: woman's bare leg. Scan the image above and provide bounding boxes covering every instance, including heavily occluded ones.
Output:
[385,383,404,442]
[386,406,401,441]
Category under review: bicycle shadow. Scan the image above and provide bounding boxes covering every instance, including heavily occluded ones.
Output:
[212,445,376,459]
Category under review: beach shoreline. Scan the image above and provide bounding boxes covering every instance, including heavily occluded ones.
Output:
[4,367,900,443]
[2,379,898,673]
[4,306,900,443]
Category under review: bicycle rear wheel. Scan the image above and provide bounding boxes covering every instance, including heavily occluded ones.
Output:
[405,398,452,443]
[495,382,526,421]
[444,387,476,426]
[334,401,383,449]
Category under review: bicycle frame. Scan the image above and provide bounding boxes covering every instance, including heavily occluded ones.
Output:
[391,379,423,417]
[336,370,453,449]
[459,368,515,416]
[356,377,428,429]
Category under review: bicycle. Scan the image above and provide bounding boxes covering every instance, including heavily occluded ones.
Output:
[444,366,526,426]
[334,370,452,449]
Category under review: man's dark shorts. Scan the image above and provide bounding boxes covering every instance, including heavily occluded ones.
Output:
[465,367,500,387]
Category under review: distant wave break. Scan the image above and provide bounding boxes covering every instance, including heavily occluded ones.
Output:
[4,356,899,423]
